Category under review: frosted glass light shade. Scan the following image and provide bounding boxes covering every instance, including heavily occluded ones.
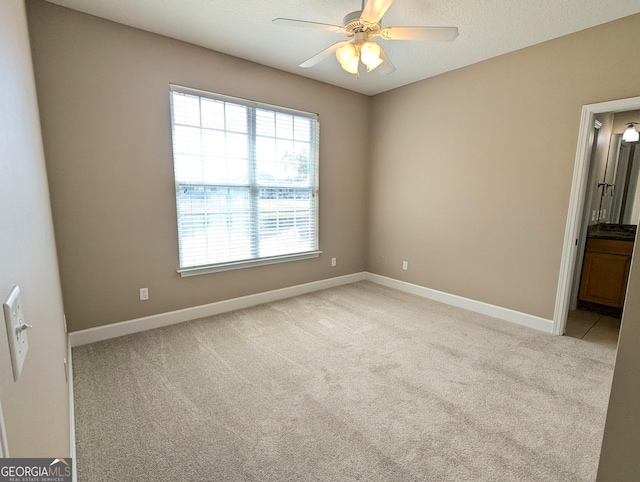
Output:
[623,124,639,142]
[336,44,358,73]
[344,56,359,74]
[361,42,383,71]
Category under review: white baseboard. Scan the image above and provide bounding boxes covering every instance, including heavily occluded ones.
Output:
[67,340,77,482]
[69,271,553,347]
[365,273,554,333]
[69,272,366,347]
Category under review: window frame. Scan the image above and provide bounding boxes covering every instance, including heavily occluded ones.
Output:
[169,85,321,277]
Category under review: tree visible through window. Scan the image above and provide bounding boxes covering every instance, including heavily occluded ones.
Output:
[169,85,319,274]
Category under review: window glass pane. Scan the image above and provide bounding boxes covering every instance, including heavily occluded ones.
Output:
[177,186,252,266]
[172,93,201,126]
[173,125,201,156]
[293,142,311,183]
[256,109,275,137]
[173,154,203,184]
[200,98,225,130]
[201,130,224,158]
[226,132,248,159]
[226,103,248,133]
[276,139,295,162]
[275,112,294,140]
[256,136,276,163]
[294,117,311,142]
[258,189,315,257]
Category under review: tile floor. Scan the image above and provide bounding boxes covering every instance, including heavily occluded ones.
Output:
[565,309,621,349]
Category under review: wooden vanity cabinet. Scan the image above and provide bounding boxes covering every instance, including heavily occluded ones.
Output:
[578,238,633,308]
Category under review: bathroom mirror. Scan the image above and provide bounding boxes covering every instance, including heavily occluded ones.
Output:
[599,133,640,224]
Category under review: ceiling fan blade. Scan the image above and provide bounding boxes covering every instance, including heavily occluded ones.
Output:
[300,41,349,68]
[361,0,394,24]
[380,26,459,42]
[273,18,345,33]
[375,46,396,75]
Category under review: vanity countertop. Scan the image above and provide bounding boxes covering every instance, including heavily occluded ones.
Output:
[587,223,637,241]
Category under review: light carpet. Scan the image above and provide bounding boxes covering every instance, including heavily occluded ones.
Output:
[72,281,615,481]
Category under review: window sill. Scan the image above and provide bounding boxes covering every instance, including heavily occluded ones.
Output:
[177,251,323,277]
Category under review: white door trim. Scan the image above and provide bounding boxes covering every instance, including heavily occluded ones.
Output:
[553,95,640,336]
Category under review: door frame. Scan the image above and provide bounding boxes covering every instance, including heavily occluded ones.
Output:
[553,95,640,335]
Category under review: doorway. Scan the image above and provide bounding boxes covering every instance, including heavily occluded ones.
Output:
[564,118,622,348]
[553,95,640,338]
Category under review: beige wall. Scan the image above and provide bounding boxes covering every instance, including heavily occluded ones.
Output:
[598,240,640,480]
[613,110,640,133]
[367,14,640,320]
[0,0,70,456]
[26,0,371,332]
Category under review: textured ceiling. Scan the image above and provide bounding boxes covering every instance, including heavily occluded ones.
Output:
[42,0,640,96]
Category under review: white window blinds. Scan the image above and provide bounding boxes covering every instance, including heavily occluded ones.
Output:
[169,85,320,274]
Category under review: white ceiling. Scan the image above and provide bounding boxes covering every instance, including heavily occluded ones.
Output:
[42,0,640,96]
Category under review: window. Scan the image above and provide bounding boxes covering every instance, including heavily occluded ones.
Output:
[169,85,320,276]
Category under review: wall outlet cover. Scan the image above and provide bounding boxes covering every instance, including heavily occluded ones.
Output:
[3,286,29,381]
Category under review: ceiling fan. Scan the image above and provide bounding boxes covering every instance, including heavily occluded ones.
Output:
[273,0,459,76]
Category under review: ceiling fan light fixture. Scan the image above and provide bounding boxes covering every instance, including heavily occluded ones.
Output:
[336,43,360,74]
[361,41,383,71]
[336,43,356,65]
[623,122,640,143]
[344,55,360,74]
[365,58,383,72]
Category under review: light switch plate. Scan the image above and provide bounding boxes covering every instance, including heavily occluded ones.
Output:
[3,286,29,381]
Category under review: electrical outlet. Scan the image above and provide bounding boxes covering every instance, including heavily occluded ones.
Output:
[331,257,337,267]
[3,286,31,381]
[140,287,149,301]
[381,256,385,266]
[402,261,408,270]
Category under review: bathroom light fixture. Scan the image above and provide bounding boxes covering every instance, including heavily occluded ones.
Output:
[622,122,639,142]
